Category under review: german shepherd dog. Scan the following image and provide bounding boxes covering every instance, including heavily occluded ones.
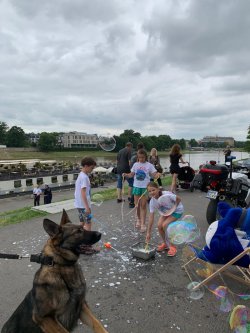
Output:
[2,209,108,333]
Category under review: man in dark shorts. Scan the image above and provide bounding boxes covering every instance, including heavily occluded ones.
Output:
[116,142,133,203]
[223,145,232,163]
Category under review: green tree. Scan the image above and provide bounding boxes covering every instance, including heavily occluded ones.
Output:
[114,129,142,151]
[179,138,186,150]
[171,138,186,150]
[156,135,172,150]
[189,138,198,147]
[6,126,27,147]
[0,121,9,145]
[142,136,155,151]
[38,132,57,152]
[234,141,245,148]
[121,129,141,143]
[245,125,250,153]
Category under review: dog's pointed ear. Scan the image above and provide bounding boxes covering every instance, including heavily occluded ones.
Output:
[43,219,61,237]
[60,209,71,226]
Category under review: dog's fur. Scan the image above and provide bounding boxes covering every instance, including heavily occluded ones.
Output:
[2,209,108,333]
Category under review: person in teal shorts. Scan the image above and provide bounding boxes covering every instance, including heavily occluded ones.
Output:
[123,149,159,233]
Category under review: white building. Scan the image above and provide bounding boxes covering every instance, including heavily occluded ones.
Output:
[200,136,234,146]
[61,132,98,148]
[26,133,40,144]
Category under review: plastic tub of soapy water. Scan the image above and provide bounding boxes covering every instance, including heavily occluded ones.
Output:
[131,242,156,260]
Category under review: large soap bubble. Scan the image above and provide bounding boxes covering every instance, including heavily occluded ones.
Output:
[181,214,197,226]
[98,134,116,152]
[167,215,200,245]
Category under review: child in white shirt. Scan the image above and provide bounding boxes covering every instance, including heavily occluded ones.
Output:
[74,156,99,254]
[146,181,184,256]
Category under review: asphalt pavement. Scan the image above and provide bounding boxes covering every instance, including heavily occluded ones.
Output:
[0,186,233,332]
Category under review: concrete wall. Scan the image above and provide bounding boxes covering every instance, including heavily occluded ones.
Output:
[1,147,38,152]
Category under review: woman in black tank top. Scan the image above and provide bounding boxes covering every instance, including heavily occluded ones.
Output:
[169,144,186,193]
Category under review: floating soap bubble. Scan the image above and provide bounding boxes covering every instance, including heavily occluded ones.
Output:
[238,294,250,301]
[157,194,177,216]
[187,281,205,300]
[98,134,116,152]
[91,193,104,207]
[211,286,234,313]
[167,216,200,245]
[229,305,249,332]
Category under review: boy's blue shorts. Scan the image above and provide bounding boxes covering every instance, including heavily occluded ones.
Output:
[117,174,133,189]
[77,208,92,224]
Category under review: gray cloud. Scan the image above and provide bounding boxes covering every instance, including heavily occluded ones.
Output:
[0,0,249,141]
[216,75,250,95]
[141,0,250,75]
[10,0,120,23]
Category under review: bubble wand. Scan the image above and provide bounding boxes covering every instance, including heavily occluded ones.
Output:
[120,175,126,221]
[126,189,147,217]
[104,242,119,252]
[104,242,129,263]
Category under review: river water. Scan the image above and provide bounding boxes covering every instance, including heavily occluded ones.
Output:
[96,150,250,171]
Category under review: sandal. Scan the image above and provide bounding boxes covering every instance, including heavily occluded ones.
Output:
[167,245,177,257]
[157,243,168,252]
[140,225,147,233]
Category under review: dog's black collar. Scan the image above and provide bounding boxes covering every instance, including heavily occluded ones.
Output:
[0,252,54,265]
[31,253,78,266]
[0,252,77,266]
[30,253,54,266]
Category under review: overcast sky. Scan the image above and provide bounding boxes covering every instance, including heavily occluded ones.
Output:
[0,0,249,140]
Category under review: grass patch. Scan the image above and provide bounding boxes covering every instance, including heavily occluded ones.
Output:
[2,149,171,160]
[2,149,117,160]
[162,175,172,187]
[0,207,48,227]
[93,188,117,201]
